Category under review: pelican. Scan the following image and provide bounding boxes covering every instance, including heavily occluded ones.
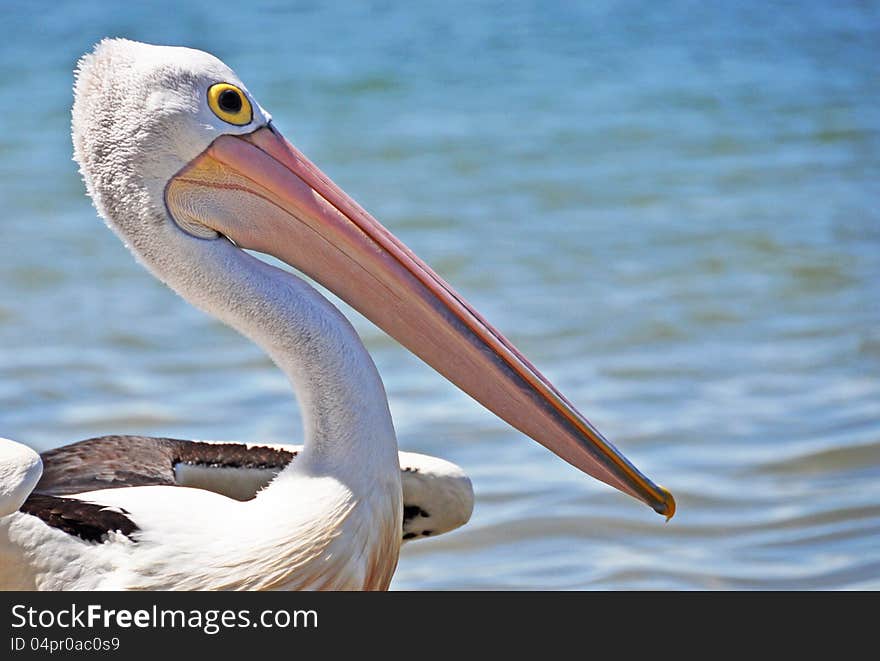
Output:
[0,39,674,590]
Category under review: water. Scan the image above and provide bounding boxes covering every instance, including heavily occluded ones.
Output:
[1,1,878,589]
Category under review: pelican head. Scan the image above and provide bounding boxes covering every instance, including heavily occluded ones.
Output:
[72,40,271,242]
[72,39,674,519]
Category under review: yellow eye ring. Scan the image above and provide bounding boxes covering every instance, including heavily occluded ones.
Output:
[207,83,252,126]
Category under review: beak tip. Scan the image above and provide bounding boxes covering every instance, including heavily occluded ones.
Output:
[656,485,676,521]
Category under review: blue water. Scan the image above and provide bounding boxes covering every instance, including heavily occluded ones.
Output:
[1,1,878,589]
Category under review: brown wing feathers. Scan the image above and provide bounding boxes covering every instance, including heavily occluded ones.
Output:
[19,435,296,543]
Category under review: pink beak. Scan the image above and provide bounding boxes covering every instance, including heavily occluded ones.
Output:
[165,124,675,518]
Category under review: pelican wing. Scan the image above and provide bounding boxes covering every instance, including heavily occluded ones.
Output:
[0,438,43,516]
[19,493,139,543]
[28,436,472,541]
[35,435,289,498]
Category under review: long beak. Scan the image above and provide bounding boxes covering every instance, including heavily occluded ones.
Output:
[165,124,675,518]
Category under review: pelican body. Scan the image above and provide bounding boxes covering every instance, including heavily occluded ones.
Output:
[0,40,673,590]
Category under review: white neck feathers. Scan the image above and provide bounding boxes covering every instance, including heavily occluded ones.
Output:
[147,220,401,487]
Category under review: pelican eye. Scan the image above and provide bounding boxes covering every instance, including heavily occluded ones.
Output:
[219,89,241,112]
[207,83,252,126]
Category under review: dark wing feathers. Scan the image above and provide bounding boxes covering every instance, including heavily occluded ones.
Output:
[19,493,139,542]
[36,435,178,494]
[34,435,295,495]
[19,435,296,543]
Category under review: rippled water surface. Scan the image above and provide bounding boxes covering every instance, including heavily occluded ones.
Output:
[1,2,878,589]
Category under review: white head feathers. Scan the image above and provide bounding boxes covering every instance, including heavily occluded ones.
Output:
[72,39,270,239]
